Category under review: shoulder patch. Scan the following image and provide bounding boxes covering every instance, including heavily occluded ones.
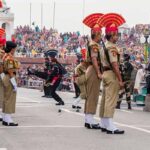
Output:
[111,51,117,57]
[91,44,99,52]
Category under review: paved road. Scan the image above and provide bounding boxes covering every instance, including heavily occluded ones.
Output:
[0,88,150,150]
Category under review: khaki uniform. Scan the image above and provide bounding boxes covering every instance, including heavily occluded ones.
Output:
[0,49,5,108]
[84,40,101,114]
[3,74,17,113]
[0,74,4,108]
[100,41,120,118]
[2,53,20,114]
[75,63,87,99]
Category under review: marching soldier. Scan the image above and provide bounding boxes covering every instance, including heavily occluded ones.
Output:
[116,53,133,109]
[2,41,20,126]
[72,59,87,110]
[83,13,104,129]
[42,57,52,98]
[73,73,81,99]
[98,13,125,134]
[27,50,65,105]
[47,50,65,105]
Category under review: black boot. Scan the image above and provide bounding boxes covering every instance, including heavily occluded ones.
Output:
[116,101,121,109]
[55,101,65,106]
[128,103,132,110]
[84,123,101,129]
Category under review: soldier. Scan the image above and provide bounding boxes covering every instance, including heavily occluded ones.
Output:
[42,57,52,98]
[98,13,125,134]
[2,41,20,126]
[83,13,104,129]
[47,50,65,105]
[116,53,133,109]
[0,36,6,121]
[72,59,87,110]
[73,71,80,99]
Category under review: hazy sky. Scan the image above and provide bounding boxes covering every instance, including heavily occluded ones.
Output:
[5,0,150,34]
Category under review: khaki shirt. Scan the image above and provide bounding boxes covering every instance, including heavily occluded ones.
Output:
[75,63,86,77]
[87,40,101,63]
[101,41,120,67]
[3,53,20,72]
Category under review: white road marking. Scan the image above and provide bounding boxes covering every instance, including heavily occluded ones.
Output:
[0,148,7,150]
[125,125,150,128]
[0,125,83,129]
[61,108,150,134]
[17,97,41,103]
[118,110,133,113]
[114,122,150,134]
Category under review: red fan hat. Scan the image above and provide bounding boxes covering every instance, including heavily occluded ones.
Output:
[97,13,126,35]
[83,13,104,34]
[0,28,6,46]
[0,28,5,37]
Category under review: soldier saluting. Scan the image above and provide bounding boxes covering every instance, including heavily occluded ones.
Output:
[98,13,125,134]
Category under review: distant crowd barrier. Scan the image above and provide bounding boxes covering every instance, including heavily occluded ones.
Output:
[18,79,43,90]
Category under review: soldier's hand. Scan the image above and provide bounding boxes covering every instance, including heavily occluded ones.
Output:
[119,81,124,89]
[97,73,102,80]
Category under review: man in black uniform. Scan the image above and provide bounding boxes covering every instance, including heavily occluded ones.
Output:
[28,50,65,105]
[42,57,52,98]
[47,50,65,105]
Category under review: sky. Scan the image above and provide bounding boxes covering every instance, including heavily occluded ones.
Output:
[5,0,150,34]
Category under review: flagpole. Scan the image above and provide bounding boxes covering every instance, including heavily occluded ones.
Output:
[82,0,85,35]
[53,1,56,29]
[30,3,32,27]
[41,3,43,29]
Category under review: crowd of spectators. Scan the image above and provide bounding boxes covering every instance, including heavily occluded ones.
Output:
[15,25,148,64]
[15,25,88,58]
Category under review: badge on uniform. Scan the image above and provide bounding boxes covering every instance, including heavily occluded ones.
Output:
[92,45,98,52]
[111,51,117,57]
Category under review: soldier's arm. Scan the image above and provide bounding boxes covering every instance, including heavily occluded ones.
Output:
[111,62,122,82]
[91,45,102,77]
[92,57,101,75]
[109,49,123,82]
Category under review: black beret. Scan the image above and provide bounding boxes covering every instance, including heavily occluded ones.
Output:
[46,49,58,58]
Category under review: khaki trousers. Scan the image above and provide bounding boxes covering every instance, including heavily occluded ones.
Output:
[100,71,119,118]
[84,65,101,114]
[3,75,17,114]
[0,79,4,108]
